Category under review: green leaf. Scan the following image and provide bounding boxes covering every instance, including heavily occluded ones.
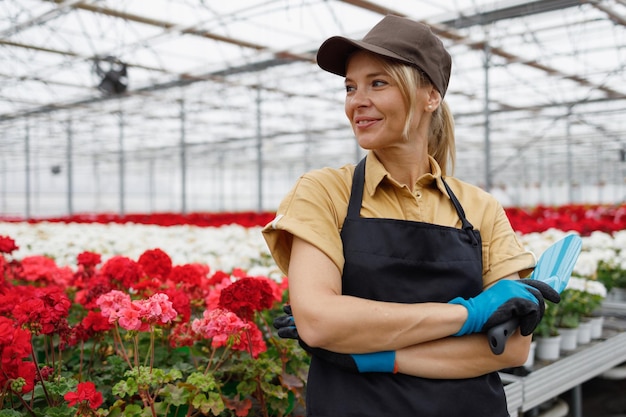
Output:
[0,410,26,417]
[160,384,191,406]
[112,378,138,397]
[120,404,144,417]
[186,372,217,393]
[31,405,75,417]
[192,392,225,415]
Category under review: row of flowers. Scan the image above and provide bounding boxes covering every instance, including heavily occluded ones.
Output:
[505,204,626,235]
[0,211,277,229]
[4,220,624,292]
[3,203,626,235]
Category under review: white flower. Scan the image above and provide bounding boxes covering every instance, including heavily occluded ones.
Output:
[2,221,624,290]
[565,276,587,292]
[573,252,599,277]
[584,279,607,298]
[585,231,616,251]
[1,221,273,273]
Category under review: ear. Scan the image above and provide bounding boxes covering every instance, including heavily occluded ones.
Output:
[424,88,442,112]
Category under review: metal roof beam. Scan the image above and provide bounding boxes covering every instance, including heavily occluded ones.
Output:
[1,0,86,37]
[587,0,626,26]
[441,0,584,28]
[47,0,315,64]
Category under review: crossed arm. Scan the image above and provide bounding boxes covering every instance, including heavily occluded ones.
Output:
[285,236,532,379]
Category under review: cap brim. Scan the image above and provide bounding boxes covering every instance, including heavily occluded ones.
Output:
[316,36,413,77]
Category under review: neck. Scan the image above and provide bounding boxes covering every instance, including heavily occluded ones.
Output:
[373,149,430,192]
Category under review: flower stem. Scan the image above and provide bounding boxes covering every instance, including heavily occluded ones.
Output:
[30,340,52,405]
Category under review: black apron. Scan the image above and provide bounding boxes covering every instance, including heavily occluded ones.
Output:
[305,158,509,417]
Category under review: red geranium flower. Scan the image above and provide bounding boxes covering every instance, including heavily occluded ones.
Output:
[17,256,73,286]
[100,256,144,289]
[218,277,275,321]
[64,381,103,409]
[0,323,36,394]
[138,248,172,280]
[73,274,114,310]
[77,251,102,268]
[65,310,112,345]
[0,316,15,345]
[164,287,191,323]
[1,360,36,394]
[82,310,112,333]
[0,235,18,254]
[207,269,230,286]
[169,263,205,286]
[12,286,71,335]
[168,263,212,301]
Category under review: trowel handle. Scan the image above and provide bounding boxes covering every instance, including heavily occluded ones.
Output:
[487,317,520,355]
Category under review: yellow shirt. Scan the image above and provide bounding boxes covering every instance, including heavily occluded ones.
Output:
[262,152,535,288]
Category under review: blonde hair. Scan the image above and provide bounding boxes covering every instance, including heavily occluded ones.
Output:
[379,58,456,176]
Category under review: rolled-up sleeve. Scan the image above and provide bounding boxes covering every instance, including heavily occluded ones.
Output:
[482,203,536,286]
[262,173,347,276]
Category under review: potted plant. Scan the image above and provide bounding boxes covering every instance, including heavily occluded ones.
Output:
[533,302,561,361]
[553,287,581,351]
[554,277,607,346]
[596,260,626,302]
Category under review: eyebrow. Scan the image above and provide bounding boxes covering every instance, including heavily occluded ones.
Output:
[344,71,389,83]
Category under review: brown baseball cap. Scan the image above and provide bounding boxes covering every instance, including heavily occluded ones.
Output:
[316,15,452,98]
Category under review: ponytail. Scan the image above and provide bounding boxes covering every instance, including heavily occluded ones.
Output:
[428,100,455,176]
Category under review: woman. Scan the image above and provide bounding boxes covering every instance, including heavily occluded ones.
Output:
[263,15,557,417]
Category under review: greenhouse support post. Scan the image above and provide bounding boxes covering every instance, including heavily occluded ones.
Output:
[179,99,187,214]
[66,118,73,215]
[118,112,125,216]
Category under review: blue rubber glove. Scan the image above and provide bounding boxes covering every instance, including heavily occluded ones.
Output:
[449,279,559,336]
[273,305,396,373]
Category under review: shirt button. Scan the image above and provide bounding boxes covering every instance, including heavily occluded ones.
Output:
[415,191,422,198]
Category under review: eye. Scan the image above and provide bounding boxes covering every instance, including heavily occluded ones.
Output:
[345,84,356,93]
[372,79,387,87]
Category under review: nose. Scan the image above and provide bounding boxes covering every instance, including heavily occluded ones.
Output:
[346,87,370,109]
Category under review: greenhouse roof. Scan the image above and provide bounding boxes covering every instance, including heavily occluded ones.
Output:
[1,0,625,215]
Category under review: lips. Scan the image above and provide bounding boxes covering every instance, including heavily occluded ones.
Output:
[354,117,379,127]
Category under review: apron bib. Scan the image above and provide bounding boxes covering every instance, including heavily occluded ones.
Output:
[306,157,509,417]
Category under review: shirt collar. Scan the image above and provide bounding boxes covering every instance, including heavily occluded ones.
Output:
[364,151,449,197]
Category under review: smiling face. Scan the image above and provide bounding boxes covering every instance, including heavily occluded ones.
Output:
[344,51,430,153]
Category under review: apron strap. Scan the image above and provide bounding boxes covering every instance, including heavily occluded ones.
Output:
[346,157,366,219]
[441,178,479,246]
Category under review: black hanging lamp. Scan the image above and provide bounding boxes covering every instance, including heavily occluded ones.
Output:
[94,56,128,95]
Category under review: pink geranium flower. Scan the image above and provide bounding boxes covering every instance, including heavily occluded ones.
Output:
[96,290,132,323]
[118,303,144,331]
[136,293,178,326]
[192,308,249,348]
